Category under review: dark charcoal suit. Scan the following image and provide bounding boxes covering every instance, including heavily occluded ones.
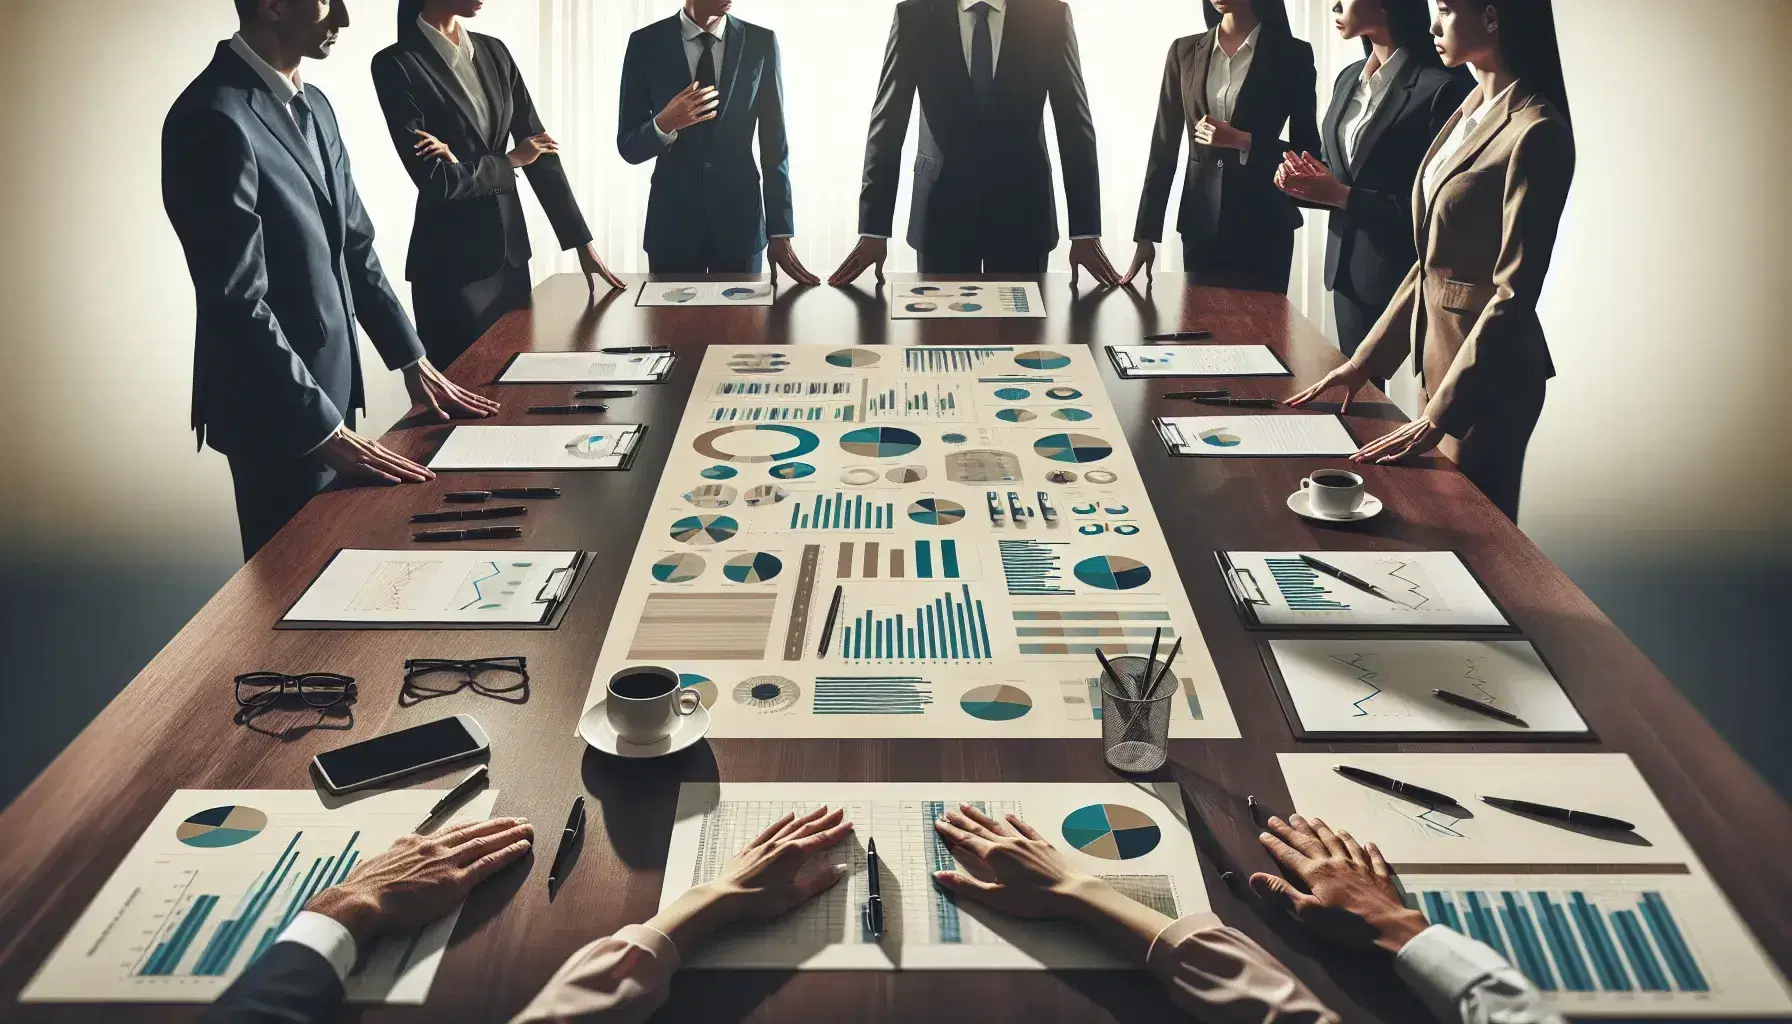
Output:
[198,943,341,1024]
[163,42,425,559]
[372,20,593,367]
[1134,28,1320,292]
[857,0,1102,271]
[618,13,793,273]
[1319,53,1472,359]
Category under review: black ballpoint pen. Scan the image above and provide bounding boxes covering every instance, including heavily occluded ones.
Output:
[548,797,587,899]
[410,505,528,524]
[1298,554,1400,604]
[1205,397,1279,408]
[494,487,562,499]
[1431,688,1530,727]
[817,585,844,656]
[574,389,636,399]
[1480,796,1635,832]
[1334,765,1459,808]
[1164,389,1229,400]
[414,765,489,833]
[1144,331,1214,341]
[413,526,524,542]
[601,345,669,354]
[528,404,608,414]
[864,838,884,939]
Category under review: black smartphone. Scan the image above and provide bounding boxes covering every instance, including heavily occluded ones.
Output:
[312,715,490,794]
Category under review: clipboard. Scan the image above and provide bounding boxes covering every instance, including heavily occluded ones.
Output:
[426,424,648,472]
[1252,634,1596,742]
[1154,417,1359,459]
[1106,344,1290,379]
[493,351,675,385]
[1215,550,1518,632]
[276,550,594,631]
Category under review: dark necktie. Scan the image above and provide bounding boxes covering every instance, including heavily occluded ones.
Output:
[970,2,994,107]
[695,32,718,91]
[289,93,332,197]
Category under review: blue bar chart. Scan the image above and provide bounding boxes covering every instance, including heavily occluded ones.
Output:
[707,403,855,423]
[813,676,933,714]
[789,492,895,531]
[861,381,967,420]
[1265,558,1350,610]
[998,539,1074,596]
[904,347,1014,373]
[1012,609,1176,655]
[838,585,993,661]
[715,380,855,397]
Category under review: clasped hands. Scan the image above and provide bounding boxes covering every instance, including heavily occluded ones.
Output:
[1275,151,1351,208]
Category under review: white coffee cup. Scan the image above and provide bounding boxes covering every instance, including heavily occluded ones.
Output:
[1301,470,1366,518]
[606,666,700,744]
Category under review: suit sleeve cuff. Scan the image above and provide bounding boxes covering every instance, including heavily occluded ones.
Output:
[276,911,359,984]
[860,233,891,240]
[300,418,345,458]
[653,120,678,145]
[1394,924,1513,1020]
[1069,235,1100,240]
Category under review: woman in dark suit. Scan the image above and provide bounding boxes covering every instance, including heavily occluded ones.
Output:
[1276,0,1471,363]
[1290,0,1575,521]
[372,0,624,368]
[1124,0,1321,292]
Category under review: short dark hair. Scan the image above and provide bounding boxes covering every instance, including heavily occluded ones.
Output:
[1202,0,1293,38]
[234,0,260,19]
[1370,0,1447,67]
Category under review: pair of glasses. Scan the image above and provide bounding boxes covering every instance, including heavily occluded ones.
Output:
[401,657,529,707]
[235,672,357,709]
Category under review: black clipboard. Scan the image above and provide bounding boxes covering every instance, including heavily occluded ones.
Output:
[492,351,674,385]
[1253,633,1596,742]
[276,549,593,631]
[425,424,648,472]
[1215,550,1519,633]
[1153,417,1359,459]
[1106,344,1290,379]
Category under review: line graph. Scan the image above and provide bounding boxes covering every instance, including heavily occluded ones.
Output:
[347,561,439,613]
[1379,559,1437,609]
[1463,657,1498,703]
[456,563,501,610]
[1332,654,1385,717]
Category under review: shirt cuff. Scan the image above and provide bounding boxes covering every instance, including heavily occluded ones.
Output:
[300,417,345,458]
[1069,235,1100,240]
[614,923,680,971]
[1394,924,1515,1020]
[768,234,794,239]
[276,911,359,984]
[860,234,890,240]
[653,120,678,145]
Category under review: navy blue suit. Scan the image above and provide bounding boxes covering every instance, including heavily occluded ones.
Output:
[163,43,424,557]
[617,14,793,272]
[198,942,341,1024]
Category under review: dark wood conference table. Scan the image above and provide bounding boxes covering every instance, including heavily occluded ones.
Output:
[2,274,1787,1023]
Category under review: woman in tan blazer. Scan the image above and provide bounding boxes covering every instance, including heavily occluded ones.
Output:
[1287,0,1574,520]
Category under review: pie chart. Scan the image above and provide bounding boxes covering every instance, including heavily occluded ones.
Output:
[827,348,880,368]
[1045,386,1082,400]
[1034,433,1113,464]
[700,465,738,480]
[905,302,939,313]
[566,433,610,458]
[1199,429,1243,448]
[684,484,736,508]
[733,675,799,713]
[996,408,1036,422]
[960,684,1033,721]
[840,426,922,458]
[1085,469,1118,484]
[1074,555,1152,590]
[723,551,783,583]
[1046,470,1078,484]
[909,285,943,295]
[941,432,968,445]
[949,302,983,312]
[908,498,966,525]
[662,287,698,303]
[1053,408,1093,422]
[770,461,814,479]
[1015,350,1071,370]
[679,672,718,709]
[177,805,267,848]
[1061,803,1162,860]
[669,514,738,546]
[651,552,706,583]
[694,424,820,463]
[994,387,1031,401]
[721,286,765,300]
[886,466,926,483]
[744,484,789,505]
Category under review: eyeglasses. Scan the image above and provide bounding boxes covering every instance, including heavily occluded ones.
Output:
[401,657,529,707]
[235,671,358,709]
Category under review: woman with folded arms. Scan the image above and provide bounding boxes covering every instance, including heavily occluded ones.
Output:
[1125,0,1321,292]
[1275,0,1471,365]
[1288,0,1575,520]
[372,0,625,370]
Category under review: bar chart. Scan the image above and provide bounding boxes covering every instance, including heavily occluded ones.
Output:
[813,676,934,714]
[714,379,855,397]
[706,403,856,423]
[1012,609,1176,655]
[904,347,1014,373]
[1265,557,1350,611]
[859,380,969,420]
[788,492,897,531]
[998,539,1075,596]
[834,540,966,581]
[837,585,993,661]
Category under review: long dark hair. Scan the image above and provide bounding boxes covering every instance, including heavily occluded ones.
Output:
[1365,0,1445,68]
[398,0,426,36]
[1469,0,1572,125]
[1201,0,1293,38]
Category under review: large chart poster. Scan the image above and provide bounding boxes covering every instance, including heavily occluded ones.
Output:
[583,345,1235,739]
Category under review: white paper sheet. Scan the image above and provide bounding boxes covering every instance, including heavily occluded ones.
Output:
[22,788,498,1005]
[283,549,579,625]
[1267,638,1587,735]
[637,281,776,306]
[1223,550,1509,629]
[663,782,1210,970]
[497,351,672,384]
[1156,414,1359,456]
[1109,345,1288,377]
[890,281,1045,319]
[427,423,644,470]
[1278,753,1792,1016]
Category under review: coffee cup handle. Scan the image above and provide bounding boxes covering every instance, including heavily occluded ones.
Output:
[675,689,702,716]
[1300,478,1313,490]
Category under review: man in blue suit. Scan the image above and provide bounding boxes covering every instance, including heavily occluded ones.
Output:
[617,1,817,282]
[164,0,498,559]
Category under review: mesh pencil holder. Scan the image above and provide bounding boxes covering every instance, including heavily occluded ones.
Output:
[1100,654,1172,774]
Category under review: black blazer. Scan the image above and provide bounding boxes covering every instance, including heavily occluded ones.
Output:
[1134,29,1320,247]
[858,0,1101,255]
[198,940,340,1024]
[371,22,591,287]
[617,14,793,260]
[163,43,424,459]
[1319,54,1473,300]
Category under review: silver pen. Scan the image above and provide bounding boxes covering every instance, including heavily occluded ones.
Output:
[414,765,490,833]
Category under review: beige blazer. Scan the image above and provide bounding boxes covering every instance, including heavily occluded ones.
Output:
[1352,79,1575,435]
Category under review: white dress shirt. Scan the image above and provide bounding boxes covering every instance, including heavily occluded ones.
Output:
[1422,80,1516,204]
[652,10,728,146]
[419,16,493,142]
[1397,924,1567,1024]
[957,0,1006,74]
[270,911,360,985]
[1205,24,1259,124]
[228,33,303,122]
[1338,47,1410,167]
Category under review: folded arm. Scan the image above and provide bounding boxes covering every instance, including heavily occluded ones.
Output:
[370,52,514,203]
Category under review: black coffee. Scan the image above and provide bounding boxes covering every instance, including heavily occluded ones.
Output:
[612,671,675,700]
[1312,472,1359,488]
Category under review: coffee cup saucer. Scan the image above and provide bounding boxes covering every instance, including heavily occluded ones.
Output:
[1287,488,1383,523]
[579,701,711,759]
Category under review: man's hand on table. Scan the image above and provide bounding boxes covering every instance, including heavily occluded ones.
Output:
[304,817,535,945]
[1251,814,1429,956]
[404,358,501,422]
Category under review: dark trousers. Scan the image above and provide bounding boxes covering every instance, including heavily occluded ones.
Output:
[1332,284,1388,389]
[1444,379,1547,522]
[1182,228,1294,293]
[227,450,337,560]
[411,262,533,369]
[648,248,765,275]
[917,246,1049,274]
